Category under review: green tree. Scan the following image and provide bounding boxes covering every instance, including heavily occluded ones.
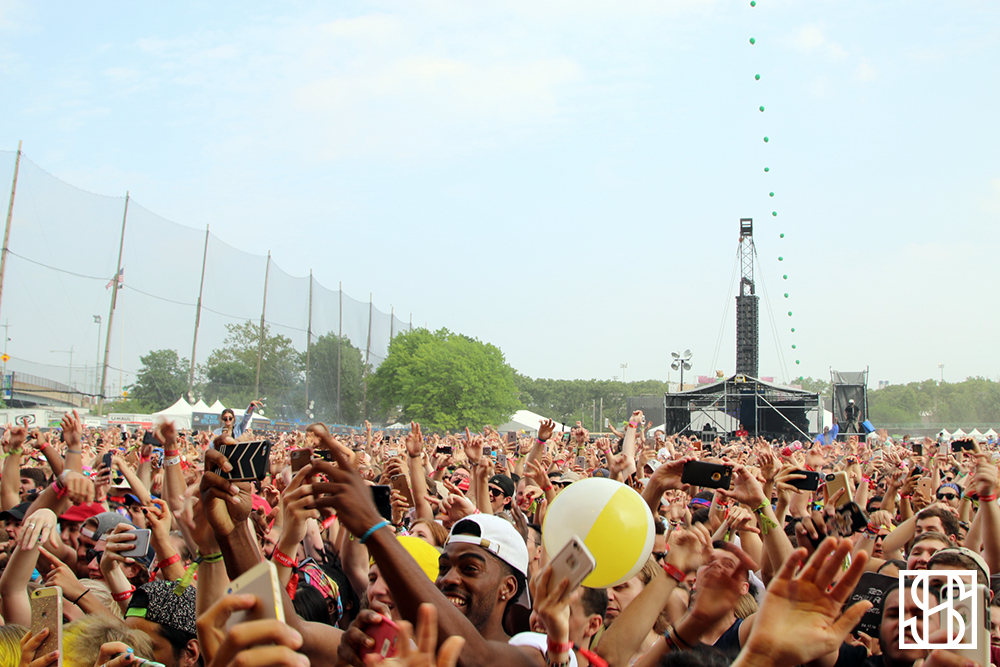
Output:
[307,333,368,425]
[127,349,190,411]
[202,321,304,417]
[370,328,520,432]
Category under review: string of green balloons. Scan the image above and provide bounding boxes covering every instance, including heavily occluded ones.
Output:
[752,0,799,366]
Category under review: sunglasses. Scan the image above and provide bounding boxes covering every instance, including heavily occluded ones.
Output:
[488,487,503,497]
[651,551,669,562]
[937,493,958,500]
[222,416,235,422]
[86,548,104,564]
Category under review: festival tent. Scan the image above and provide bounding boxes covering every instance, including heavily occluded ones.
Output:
[985,428,998,439]
[153,397,193,429]
[385,422,409,430]
[497,410,570,436]
[951,428,967,439]
[968,428,986,441]
[209,400,226,412]
[192,399,211,412]
[938,429,952,440]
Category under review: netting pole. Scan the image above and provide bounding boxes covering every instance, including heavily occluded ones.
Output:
[0,141,24,325]
[337,282,342,424]
[409,314,412,331]
[390,306,394,341]
[98,192,130,416]
[188,225,210,400]
[363,293,372,421]
[254,252,271,400]
[305,269,313,419]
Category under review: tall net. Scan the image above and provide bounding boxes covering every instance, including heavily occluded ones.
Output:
[0,149,415,426]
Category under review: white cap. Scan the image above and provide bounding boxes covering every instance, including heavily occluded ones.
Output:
[447,514,529,579]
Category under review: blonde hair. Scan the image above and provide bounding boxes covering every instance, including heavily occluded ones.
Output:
[0,625,27,667]
[734,592,758,619]
[62,616,154,667]
[78,579,122,618]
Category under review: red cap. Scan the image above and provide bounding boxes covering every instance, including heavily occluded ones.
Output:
[59,502,105,523]
[457,479,470,492]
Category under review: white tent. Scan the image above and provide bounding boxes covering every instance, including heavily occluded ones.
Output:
[153,397,193,429]
[209,400,226,412]
[497,409,570,436]
[192,399,211,412]
[968,428,986,441]
[985,428,998,439]
[385,422,409,430]
[951,428,967,439]
[938,428,951,439]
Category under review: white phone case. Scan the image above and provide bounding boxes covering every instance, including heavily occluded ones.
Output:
[226,560,285,630]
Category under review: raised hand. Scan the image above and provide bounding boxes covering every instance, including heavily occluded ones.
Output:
[537,419,555,443]
[199,594,304,667]
[377,603,465,667]
[19,629,59,667]
[199,446,253,539]
[738,538,871,667]
[19,509,57,550]
[463,434,484,465]
[405,422,424,458]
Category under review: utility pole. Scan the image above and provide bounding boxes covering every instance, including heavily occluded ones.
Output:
[254,252,271,399]
[98,193,129,415]
[0,141,23,324]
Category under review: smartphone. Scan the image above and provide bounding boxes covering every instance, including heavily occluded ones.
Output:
[390,474,414,507]
[952,439,976,452]
[506,431,516,445]
[102,451,114,471]
[823,471,853,508]
[575,455,586,468]
[549,536,596,591]
[482,447,493,457]
[387,449,398,457]
[563,433,571,443]
[226,560,285,630]
[830,502,869,537]
[143,430,158,446]
[942,583,990,667]
[681,461,733,490]
[916,477,934,498]
[30,587,63,667]
[604,418,610,428]
[372,485,393,522]
[359,614,401,660]
[788,469,821,492]
[912,443,923,456]
[120,528,152,559]
[212,440,273,481]
[290,448,313,473]
[437,445,453,456]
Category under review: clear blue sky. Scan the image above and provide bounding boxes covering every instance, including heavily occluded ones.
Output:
[1,0,998,389]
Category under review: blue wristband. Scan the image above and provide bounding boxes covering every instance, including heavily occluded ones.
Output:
[358,519,389,544]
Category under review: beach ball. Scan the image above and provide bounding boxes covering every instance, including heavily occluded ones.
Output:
[542,478,654,587]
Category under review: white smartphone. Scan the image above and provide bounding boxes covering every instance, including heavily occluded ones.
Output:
[943,583,990,667]
[120,529,152,559]
[30,587,63,667]
[226,560,285,630]
[549,536,596,592]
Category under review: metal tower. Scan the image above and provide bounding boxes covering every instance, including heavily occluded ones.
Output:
[736,218,759,378]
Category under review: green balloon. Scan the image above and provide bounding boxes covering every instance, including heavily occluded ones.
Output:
[755,74,760,80]
[796,360,800,365]
[759,106,765,112]
[771,192,775,198]
[788,311,793,316]
[779,232,784,237]
[791,327,795,332]
[791,344,797,349]
[750,0,756,5]
[782,274,787,279]
[764,167,770,172]
[763,136,769,142]
[783,293,788,298]
[772,211,777,216]
[778,256,783,261]
[749,37,756,44]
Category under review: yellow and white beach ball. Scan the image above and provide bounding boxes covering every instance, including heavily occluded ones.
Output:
[542,477,655,588]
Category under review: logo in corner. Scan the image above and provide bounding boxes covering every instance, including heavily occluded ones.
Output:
[898,570,977,649]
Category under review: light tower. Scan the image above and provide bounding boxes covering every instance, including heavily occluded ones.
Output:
[736,218,759,378]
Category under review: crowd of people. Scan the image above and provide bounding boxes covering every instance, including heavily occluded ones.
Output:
[0,407,998,667]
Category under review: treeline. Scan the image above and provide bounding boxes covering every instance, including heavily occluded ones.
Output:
[868,377,1000,426]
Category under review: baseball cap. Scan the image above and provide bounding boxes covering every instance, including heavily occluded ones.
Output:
[59,502,105,523]
[488,474,515,498]
[0,502,32,522]
[644,460,662,474]
[90,512,135,541]
[126,580,198,637]
[447,514,528,579]
[557,471,581,484]
[931,547,990,582]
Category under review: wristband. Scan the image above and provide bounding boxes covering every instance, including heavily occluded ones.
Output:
[53,480,68,499]
[661,561,686,582]
[753,500,779,535]
[272,549,298,569]
[164,456,181,467]
[157,553,181,569]
[112,586,136,602]
[628,422,638,429]
[140,456,151,463]
[542,484,553,492]
[66,449,82,455]
[39,442,49,450]
[358,519,389,544]
[164,450,180,457]
[200,552,224,563]
[72,588,90,605]
[546,640,574,654]
[408,452,422,459]
[980,494,997,502]
[670,625,695,649]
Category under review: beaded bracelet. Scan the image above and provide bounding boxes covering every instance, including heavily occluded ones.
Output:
[358,519,389,544]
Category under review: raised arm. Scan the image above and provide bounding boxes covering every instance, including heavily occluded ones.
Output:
[0,425,26,510]
[404,422,434,522]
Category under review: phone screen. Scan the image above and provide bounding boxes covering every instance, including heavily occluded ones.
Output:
[372,485,393,522]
